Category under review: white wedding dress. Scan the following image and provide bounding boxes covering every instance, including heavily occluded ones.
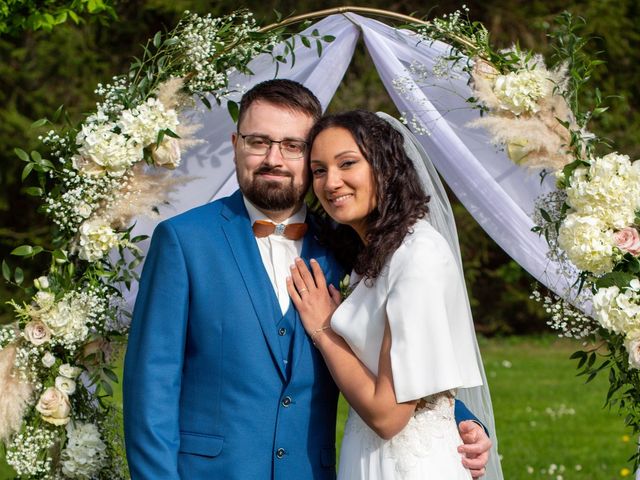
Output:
[331,219,483,479]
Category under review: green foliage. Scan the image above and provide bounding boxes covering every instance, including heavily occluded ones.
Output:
[0,0,117,36]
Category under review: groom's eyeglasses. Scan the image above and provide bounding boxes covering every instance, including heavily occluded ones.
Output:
[238,133,308,159]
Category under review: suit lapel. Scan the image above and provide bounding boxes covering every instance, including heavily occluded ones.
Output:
[220,192,286,380]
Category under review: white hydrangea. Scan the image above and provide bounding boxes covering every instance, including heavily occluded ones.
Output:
[624,328,640,369]
[77,219,120,262]
[566,153,640,229]
[118,97,179,147]
[557,214,615,275]
[40,292,91,347]
[593,281,640,335]
[75,122,142,176]
[60,422,107,479]
[493,68,553,115]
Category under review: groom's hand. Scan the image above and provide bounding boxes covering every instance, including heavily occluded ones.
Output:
[458,420,491,478]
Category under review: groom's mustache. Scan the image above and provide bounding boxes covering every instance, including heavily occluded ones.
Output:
[254,166,292,178]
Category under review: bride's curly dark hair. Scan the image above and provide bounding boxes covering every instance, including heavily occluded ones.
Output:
[307,110,430,280]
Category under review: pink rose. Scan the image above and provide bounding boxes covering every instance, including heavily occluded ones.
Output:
[614,227,640,256]
[36,387,70,426]
[23,321,51,346]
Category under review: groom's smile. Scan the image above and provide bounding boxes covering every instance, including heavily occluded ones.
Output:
[232,100,314,221]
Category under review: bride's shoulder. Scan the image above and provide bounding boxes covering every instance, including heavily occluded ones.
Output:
[389,219,455,273]
[401,218,449,251]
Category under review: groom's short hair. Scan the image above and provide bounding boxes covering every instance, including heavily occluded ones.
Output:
[237,79,322,129]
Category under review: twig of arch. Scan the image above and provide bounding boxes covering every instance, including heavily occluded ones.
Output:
[260,6,478,53]
[259,6,429,31]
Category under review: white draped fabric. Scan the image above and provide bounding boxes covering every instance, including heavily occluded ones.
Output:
[127,13,579,480]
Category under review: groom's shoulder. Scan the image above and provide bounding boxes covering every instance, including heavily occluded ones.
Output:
[162,193,240,231]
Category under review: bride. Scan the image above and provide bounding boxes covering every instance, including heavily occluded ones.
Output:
[287,110,497,478]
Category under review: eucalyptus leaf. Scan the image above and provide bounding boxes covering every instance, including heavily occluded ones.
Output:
[14,267,24,285]
[14,148,29,162]
[31,118,48,129]
[22,163,34,182]
[2,261,10,282]
[11,245,33,256]
[227,100,239,123]
[24,187,44,197]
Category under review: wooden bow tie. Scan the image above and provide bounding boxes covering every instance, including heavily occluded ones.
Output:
[252,220,308,240]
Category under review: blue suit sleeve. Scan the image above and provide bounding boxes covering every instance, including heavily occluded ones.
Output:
[123,221,189,479]
[454,399,489,436]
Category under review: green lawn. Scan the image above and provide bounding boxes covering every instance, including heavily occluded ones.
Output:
[0,336,634,479]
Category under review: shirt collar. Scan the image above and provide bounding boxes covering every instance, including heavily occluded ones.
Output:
[242,195,307,226]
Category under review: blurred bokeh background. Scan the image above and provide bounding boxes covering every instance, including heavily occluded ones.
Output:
[1,1,639,478]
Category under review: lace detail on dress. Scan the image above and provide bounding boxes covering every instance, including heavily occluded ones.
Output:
[343,391,460,476]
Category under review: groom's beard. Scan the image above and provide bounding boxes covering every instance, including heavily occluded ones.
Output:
[239,166,307,212]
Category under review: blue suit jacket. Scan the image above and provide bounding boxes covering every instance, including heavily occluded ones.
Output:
[123,190,482,479]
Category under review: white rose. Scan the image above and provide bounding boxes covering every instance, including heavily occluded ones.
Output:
[59,363,82,379]
[36,387,71,426]
[42,351,56,368]
[55,376,77,395]
[34,276,49,290]
[75,202,93,219]
[624,330,640,369]
[23,320,52,346]
[151,137,181,169]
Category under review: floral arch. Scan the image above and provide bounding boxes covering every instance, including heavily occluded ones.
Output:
[1,6,637,479]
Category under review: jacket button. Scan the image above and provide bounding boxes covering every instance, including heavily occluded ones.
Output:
[281,396,292,407]
[278,327,287,336]
[276,448,286,459]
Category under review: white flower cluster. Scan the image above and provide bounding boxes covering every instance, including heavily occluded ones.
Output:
[118,97,179,147]
[93,76,129,117]
[558,153,640,274]
[592,281,640,335]
[557,215,615,274]
[77,218,121,262]
[592,280,640,367]
[493,68,553,115]
[6,425,56,477]
[530,289,596,339]
[566,153,640,228]
[75,122,142,177]
[60,422,108,478]
[177,11,275,95]
[15,287,108,353]
[39,292,92,349]
[74,93,180,178]
[44,168,123,233]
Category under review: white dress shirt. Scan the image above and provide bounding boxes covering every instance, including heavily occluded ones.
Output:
[243,197,306,314]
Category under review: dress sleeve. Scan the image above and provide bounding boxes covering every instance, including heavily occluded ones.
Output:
[386,224,482,403]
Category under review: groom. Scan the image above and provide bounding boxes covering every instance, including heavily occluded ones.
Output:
[123,79,491,479]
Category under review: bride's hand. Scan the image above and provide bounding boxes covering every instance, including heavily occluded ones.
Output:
[287,258,342,337]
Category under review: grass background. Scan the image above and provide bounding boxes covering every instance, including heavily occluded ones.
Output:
[0,336,634,479]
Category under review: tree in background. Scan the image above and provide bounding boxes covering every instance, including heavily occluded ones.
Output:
[0,0,116,35]
[1,0,638,334]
